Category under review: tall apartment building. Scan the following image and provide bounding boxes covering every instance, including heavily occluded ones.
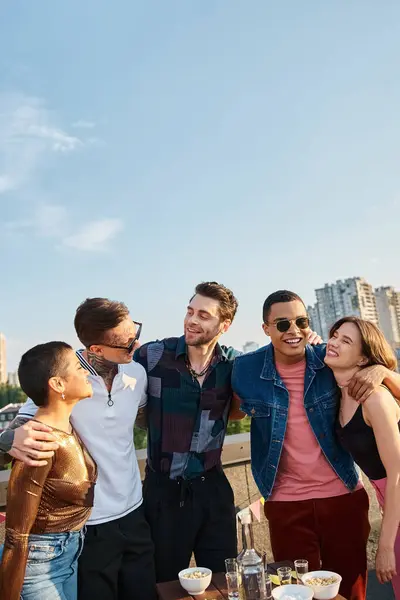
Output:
[375,286,400,347]
[307,304,321,337]
[310,277,378,341]
[0,334,6,384]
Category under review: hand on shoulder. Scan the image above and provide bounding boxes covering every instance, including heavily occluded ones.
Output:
[10,420,58,467]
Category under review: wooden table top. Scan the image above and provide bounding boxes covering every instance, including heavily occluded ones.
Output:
[157,571,347,599]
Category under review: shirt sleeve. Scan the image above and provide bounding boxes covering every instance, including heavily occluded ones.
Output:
[221,345,243,360]
[18,398,38,419]
[0,399,38,460]
[0,458,54,600]
[139,369,148,408]
[133,343,149,372]
[0,415,31,460]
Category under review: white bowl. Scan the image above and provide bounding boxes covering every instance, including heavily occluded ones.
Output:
[272,583,314,599]
[302,570,342,600]
[178,567,212,595]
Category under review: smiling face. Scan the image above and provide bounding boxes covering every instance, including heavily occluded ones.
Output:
[184,294,231,347]
[262,300,310,364]
[325,322,367,370]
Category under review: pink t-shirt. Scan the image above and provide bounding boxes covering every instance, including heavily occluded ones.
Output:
[270,359,361,501]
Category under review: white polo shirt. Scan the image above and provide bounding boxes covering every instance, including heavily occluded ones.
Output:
[18,350,147,526]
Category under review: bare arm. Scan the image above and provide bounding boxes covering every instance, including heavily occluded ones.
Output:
[348,365,400,403]
[363,389,400,584]
[381,369,400,401]
[135,405,148,430]
[0,417,58,467]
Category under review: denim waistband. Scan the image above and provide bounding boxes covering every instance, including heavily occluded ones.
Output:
[28,528,86,542]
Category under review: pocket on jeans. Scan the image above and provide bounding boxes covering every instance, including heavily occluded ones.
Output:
[75,532,85,561]
[27,540,65,563]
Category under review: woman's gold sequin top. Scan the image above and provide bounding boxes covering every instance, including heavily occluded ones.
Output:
[0,424,97,600]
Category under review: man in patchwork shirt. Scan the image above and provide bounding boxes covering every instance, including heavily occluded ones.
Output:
[134,281,243,583]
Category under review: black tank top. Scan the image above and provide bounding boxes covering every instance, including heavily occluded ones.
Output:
[336,401,400,481]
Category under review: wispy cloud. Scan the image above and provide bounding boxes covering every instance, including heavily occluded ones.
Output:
[24,124,82,152]
[0,92,83,194]
[5,203,69,237]
[63,218,123,252]
[72,120,95,129]
[5,204,122,253]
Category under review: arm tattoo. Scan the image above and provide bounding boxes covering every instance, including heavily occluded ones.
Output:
[135,406,148,430]
[87,351,118,391]
[5,416,30,433]
[0,416,30,462]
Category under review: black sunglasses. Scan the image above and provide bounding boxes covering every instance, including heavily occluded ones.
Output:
[99,321,142,353]
[269,317,310,333]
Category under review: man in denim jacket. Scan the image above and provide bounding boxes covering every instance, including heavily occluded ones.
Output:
[232,290,400,600]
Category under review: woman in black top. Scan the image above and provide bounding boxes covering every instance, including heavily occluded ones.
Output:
[325,316,400,596]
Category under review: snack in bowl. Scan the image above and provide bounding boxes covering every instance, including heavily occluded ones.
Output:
[271,583,313,600]
[178,567,212,595]
[302,570,342,600]
[181,570,209,579]
[306,576,338,586]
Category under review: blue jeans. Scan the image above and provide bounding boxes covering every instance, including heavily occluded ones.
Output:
[1,529,85,600]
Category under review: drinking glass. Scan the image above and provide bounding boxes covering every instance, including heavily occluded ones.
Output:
[294,559,308,584]
[225,572,239,599]
[225,558,239,600]
[277,566,292,585]
[265,574,273,600]
[225,558,238,574]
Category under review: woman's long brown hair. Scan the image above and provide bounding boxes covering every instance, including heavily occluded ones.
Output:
[329,316,398,371]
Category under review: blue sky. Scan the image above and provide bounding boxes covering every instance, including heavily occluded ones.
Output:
[2,1,400,370]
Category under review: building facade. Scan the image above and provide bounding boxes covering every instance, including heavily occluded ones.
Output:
[307,304,321,337]
[311,277,379,341]
[7,372,19,387]
[375,286,400,347]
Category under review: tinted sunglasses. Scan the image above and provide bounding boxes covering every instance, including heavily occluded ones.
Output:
[100,321,142,353]
[270,317,310,333]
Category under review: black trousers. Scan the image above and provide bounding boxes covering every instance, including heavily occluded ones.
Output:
[143,468,237,583]
[78,504,157,600]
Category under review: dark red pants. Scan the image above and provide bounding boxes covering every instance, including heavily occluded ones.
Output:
[264,488,370,600]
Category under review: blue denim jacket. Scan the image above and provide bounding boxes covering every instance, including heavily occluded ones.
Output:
[231,343,359,500]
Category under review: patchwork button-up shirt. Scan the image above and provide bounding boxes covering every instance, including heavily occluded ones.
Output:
[134,336,239,480]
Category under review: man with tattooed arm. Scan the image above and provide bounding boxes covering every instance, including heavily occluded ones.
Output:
[0,298,156,600]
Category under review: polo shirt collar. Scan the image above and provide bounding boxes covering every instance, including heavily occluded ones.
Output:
[76,349,98,376]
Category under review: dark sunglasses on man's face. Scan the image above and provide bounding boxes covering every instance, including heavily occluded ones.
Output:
[102,321,142,353]
[270,317,310,333]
